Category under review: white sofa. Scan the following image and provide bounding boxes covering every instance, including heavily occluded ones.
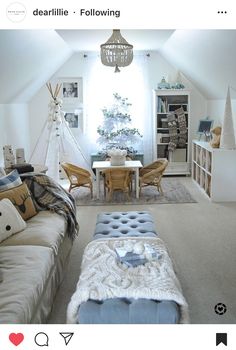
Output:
[0,210,72,324]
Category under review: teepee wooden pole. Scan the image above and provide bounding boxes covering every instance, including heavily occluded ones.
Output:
[46,82,62,100]
[46,82,54,99]
[49,83,54,98]
[54,83,58,98]
[55,83,62,98]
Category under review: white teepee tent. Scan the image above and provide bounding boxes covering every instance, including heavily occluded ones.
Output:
[30,83,92,182]
[220,87,236,149]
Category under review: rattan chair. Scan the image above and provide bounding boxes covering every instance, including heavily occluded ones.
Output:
[103,168,132,201]
[139,159,168,195]
[103,156,133,195]
[61,162,93,197]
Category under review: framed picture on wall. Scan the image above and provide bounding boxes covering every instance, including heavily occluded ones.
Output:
[63,108,83,131]
[59,77,83,104]
[64,112,79,128]
[63,82,78,98]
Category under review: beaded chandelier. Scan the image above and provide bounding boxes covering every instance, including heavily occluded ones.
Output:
[100,30,133,72]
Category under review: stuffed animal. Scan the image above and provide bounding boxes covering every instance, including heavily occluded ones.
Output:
[210,126,222,148]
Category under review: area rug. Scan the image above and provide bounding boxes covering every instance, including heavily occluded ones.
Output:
[73,178,197,206]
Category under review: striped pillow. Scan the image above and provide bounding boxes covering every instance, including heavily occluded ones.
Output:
[0,170,22,192]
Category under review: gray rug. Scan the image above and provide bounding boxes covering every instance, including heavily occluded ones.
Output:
[73,178,197,206]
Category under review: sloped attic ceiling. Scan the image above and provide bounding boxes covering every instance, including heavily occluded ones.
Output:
[0,30,72,104]
[0,29,235,103]
[160,30,236,99]
[56,29,174,51]
[56,29,236,99]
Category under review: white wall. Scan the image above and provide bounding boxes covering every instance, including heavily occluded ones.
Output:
[29,51,207,164]
[180,74,207,140]
[0,104,30,166]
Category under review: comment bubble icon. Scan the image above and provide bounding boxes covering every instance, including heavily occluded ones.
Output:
[34,332,49,347]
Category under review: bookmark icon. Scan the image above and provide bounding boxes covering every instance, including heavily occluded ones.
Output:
[59,332,74,346]
[216,333,227,346]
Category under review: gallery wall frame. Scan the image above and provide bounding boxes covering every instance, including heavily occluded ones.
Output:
[58,77,84,131]
[58,77,83,105]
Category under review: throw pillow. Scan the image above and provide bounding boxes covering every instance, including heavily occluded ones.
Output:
[0,169,22,192]
[0,183,37,220]
[0,198,26,243]
[0,167,6,178]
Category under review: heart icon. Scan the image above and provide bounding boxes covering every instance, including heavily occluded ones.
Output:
[9,333,24,346]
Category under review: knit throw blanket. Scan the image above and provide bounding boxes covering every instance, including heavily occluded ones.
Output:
[22,174,79,240]
[66,237,189,323]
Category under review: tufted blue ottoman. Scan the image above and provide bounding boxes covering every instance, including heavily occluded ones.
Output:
[76,211,181,324]
[79,298,180,324]
[94,211,157,239]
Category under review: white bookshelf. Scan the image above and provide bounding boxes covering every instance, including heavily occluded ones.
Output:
[192,140,236,201]
[153,89,190,175]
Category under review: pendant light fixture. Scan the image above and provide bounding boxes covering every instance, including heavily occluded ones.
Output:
[100,29,133,72]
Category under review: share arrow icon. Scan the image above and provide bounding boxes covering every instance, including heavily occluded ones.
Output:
[59,332,74,346]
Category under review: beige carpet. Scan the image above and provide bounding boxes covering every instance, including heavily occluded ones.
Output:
[48,177,236,324]
[73,178,196,206]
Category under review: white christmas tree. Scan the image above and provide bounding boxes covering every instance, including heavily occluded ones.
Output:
[97,93,142,154]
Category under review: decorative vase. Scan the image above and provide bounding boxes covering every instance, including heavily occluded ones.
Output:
[108,148,127,166]
[158,77,170,89]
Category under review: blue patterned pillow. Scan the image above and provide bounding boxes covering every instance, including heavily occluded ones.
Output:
[0,170,22,192]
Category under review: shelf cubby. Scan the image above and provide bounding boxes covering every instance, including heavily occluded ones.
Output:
[153,90,190,175]
[192,140,236,201]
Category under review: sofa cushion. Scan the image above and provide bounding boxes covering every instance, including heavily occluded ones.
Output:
[0,198,26,243]
[0,245,54,323]
[0,211,67,255]
[0,183,37,220]
[0,169,22,191]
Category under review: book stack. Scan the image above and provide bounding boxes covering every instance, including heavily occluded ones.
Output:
[115,243,161,268]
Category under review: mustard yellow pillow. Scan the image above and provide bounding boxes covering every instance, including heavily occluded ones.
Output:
[0,183,37,220]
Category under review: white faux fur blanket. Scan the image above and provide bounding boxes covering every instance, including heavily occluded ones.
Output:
[67,237,189,323]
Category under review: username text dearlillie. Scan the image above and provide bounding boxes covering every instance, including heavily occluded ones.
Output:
[32,8,120,18]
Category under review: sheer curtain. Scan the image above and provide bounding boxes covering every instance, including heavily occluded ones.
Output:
[83,52,153,165]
